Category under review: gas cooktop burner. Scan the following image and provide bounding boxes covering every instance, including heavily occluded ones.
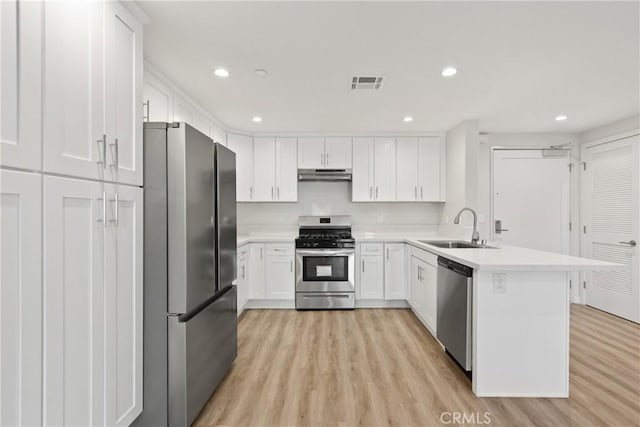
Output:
[299,233,352,240]
[295,216,355,249]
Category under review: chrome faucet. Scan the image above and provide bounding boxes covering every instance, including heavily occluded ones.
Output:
[454,207,480,245]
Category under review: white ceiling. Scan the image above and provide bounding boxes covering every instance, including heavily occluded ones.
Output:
[139,1,639,134]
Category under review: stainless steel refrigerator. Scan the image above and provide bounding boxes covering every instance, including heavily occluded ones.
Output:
[133,122,237,427]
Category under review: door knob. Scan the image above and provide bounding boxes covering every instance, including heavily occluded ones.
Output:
[619,240,637,247]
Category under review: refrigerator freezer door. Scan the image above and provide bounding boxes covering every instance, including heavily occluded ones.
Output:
[167,286,237,427]
[215,143,237,291]
[167,123,216,314]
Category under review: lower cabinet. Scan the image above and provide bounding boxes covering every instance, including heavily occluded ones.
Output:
[409,250,438,334]
[360,255,384,299]
[236,245,250,315]
[43,176,142,426]
[0,170,42,426]
[249,243,266,299]
[384,243,406,300]
[265,243,295,300]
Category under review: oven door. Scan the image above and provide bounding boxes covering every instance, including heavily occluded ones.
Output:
[295,249,355,293]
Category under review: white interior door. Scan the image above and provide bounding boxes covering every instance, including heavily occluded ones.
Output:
[582,136,639,323]
[492,149,570,254]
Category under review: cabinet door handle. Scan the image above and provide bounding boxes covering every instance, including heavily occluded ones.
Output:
[320,153,324,166]
[277,186,280,200]
[619,240,637,247]
[109,192,119,226]
[326,153,329,165]
[143,100,150,121]
[241,265,245,279]
[110,137,119,170]
[415,186,417,200]
[290,260,293,272]
[260,247,263,259]
[420,186,423,199]
[386,248,389,260]
[271,186,274,200]
[369,187,373,199]
[97,135,107,169]
[250,186,253,200]
[98,192,107,227]
[376,186,379,199]
[362,260,365,272]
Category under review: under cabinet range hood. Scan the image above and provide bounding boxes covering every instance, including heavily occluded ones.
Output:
[298,169,352,182]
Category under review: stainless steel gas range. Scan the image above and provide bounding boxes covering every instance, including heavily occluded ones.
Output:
[295,216,355,310]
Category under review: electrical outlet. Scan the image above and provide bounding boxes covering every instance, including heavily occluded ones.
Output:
[493,273,507,293]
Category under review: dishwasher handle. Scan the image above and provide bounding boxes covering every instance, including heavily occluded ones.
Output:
[437,257,473,277]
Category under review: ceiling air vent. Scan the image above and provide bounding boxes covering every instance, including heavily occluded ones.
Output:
[351,75,384,90]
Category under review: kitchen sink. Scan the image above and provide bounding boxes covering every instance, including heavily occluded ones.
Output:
[418,240,498,249]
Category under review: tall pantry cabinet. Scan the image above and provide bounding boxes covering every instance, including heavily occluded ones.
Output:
[0,1,144,425]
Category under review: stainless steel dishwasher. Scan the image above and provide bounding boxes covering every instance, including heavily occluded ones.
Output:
[436,257,473,371]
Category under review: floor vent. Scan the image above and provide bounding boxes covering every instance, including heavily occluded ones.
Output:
[351,75,384,90]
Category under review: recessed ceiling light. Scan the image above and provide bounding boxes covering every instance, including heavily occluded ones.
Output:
[252,116,262,123]
[441,67,457,77]
[403,116,414,122]
[213,68,229,78]
[555,115,568,121]
[255,69,268,78]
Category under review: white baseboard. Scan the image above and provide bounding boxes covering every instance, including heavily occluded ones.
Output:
[355,299,410,308]
[244,299,295,309]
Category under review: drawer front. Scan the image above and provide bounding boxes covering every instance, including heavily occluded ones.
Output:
[266,243,294,256]
[360,243,383,255]
[295,292,355,310]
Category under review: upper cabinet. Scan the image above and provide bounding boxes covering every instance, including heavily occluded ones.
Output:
[396,136,445,201]
[227,133,254,202]
[143,72,173,123]
[42,1,143,185]
[298,137,352,169]
[352,137,396,201]
[1,0,42,170]
[252,137,298,202]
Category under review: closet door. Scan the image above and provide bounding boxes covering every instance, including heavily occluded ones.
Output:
[105,1,143,186]
[0,170,42,426]
[43,176,106,426]
[105,184,143,426]
[253,137,276,201]
[0,0,42,170]
[43,0,105,181]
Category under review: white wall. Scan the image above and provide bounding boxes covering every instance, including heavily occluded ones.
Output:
[578,114,640,143]
[439,120,479,238]
[237,181,443,235]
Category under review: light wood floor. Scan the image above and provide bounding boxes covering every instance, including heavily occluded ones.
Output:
[194,305,640,427]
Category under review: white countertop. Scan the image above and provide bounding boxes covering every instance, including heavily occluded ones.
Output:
[237,232,621,272]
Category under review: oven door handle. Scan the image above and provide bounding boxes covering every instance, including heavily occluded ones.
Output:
[295,249,355,256]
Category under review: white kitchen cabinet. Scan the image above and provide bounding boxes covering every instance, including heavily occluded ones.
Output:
[396,137,445,202]
[298,137,325,169]
[352,137,396,201]
[409,250,437,334]
[396,137,420,201]
[275,138,298,201]
[253,137,298,202]
[324,137,352,169]
[43,176,143,426]
[249,243,266,299]
[104,0,143,186]
[297,137,352,170]
[418,137,445,201]
[352,137,375,201]
[1,0,42,170]
[43,1,143,185]
[192,110,214,139]
[213,126,227,146]
[0,170,42,426]
[43,176,106,426]
[265,244,295,300]
[104,183,143,427]
[237,245,250,315]
[253,137,277,201]
[360,255,384,299]
[384,244,406,300]
[143,72,173,123]
[374,137,396,201]
[227,133,254,201]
